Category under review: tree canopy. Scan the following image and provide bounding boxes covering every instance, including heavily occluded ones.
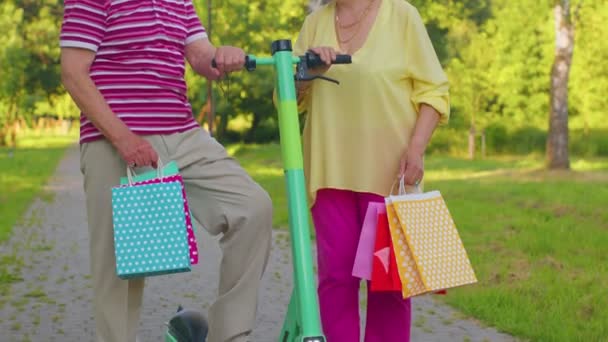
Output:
[1,0,606,156]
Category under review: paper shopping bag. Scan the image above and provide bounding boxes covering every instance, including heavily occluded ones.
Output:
[386,179,477,298]
[370,212,402,292]
[120,161,199,265]
[386,196,428,298]
[352,202,386,280]
[112,166,191,279]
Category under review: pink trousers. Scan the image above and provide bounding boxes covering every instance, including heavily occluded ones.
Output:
[311,188,411,342]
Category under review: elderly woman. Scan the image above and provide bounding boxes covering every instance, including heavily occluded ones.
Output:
[294,0,450,340]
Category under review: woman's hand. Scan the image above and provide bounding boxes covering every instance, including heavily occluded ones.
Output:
[308,46,338,75]
[399,146,424,186]
[399,104,442,186]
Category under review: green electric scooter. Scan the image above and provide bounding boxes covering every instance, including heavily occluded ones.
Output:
[164,39,351,342]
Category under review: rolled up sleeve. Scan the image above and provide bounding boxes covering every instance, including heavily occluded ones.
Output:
[405,7,450,124]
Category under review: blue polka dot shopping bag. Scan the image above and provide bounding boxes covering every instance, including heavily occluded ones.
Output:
[112,161,191,279]
[119,161,199,265]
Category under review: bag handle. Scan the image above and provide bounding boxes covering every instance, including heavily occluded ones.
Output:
[125,158,165,186]
[389,176,421,196]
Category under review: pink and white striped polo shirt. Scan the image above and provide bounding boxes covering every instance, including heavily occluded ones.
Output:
[60,0,207,143]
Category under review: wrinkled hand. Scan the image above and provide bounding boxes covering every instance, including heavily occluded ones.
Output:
[308,46,338,75]
[399,147,424,186]
[113,132,158,169]
[211,46,246,79]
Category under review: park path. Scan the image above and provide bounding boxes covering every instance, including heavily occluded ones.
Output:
[0,145,518,342]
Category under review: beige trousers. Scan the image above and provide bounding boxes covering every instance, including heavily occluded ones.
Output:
[80,128,273,342]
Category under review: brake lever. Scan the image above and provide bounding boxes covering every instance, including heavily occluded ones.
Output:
[294,63,340,85]
[296,74,340,85]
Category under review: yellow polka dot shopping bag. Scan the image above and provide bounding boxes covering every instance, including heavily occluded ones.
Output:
[111,161,192,279]
[385,178,477,298]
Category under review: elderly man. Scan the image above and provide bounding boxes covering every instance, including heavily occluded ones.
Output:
[59,1,273,341]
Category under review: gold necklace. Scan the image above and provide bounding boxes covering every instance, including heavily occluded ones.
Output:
[336,22,363,45]
[335,0,376,44]
[335,0,376,29]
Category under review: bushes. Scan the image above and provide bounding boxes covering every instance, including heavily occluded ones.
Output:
[429,124,608,157]
[571,129,608,157]
[427,127,468,155]
[482,124,545,155]
[216,111,607,158]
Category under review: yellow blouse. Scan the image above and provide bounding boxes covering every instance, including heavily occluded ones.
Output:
[294,0,450,205]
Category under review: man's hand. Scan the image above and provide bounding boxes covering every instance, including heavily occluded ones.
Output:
[112,132,159,169]
[211,46,246,78]
[185,39,245,80]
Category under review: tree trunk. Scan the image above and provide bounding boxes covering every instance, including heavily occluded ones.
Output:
[468,124,476,160]
[0,128,6,147]
[245,112,262,143]
[547,0,575,169]
[9,123,18,148]
[4,102,18,148]
[216,111,229,142]
[481,129,487,158]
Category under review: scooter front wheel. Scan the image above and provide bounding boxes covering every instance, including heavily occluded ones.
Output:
[165,306,208,342]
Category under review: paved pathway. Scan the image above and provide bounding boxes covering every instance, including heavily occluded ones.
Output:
[0,146,518,342]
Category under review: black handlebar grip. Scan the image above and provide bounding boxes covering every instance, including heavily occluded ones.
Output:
[211,56,256,71]
[304,53,323,69]
[333,54,352,64]
[305,52,352,68]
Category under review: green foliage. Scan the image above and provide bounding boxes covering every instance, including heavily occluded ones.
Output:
[0,2,27,119]
[187,0,306,142]
[570,129,608,157]
[0,0,68,146]
[1,0,607,154]
[569,1,608,131]
[33,93,79,121]
[437,0,607,157]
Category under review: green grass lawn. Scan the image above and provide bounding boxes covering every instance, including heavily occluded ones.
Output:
[229,143,608,342]
[0,129,77,301]
[426,159,608,342]
[0,130,78,242]
[0,137,605,341]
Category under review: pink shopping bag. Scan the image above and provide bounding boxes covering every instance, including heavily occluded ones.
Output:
[352,202,386,280]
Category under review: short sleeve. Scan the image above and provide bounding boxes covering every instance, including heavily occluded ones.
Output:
[185,0,208,45]
[60,0,108,52]
[405,6,450,124]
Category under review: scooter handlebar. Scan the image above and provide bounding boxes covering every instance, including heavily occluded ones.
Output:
[210,52,352,70]
[304,53,352,68]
